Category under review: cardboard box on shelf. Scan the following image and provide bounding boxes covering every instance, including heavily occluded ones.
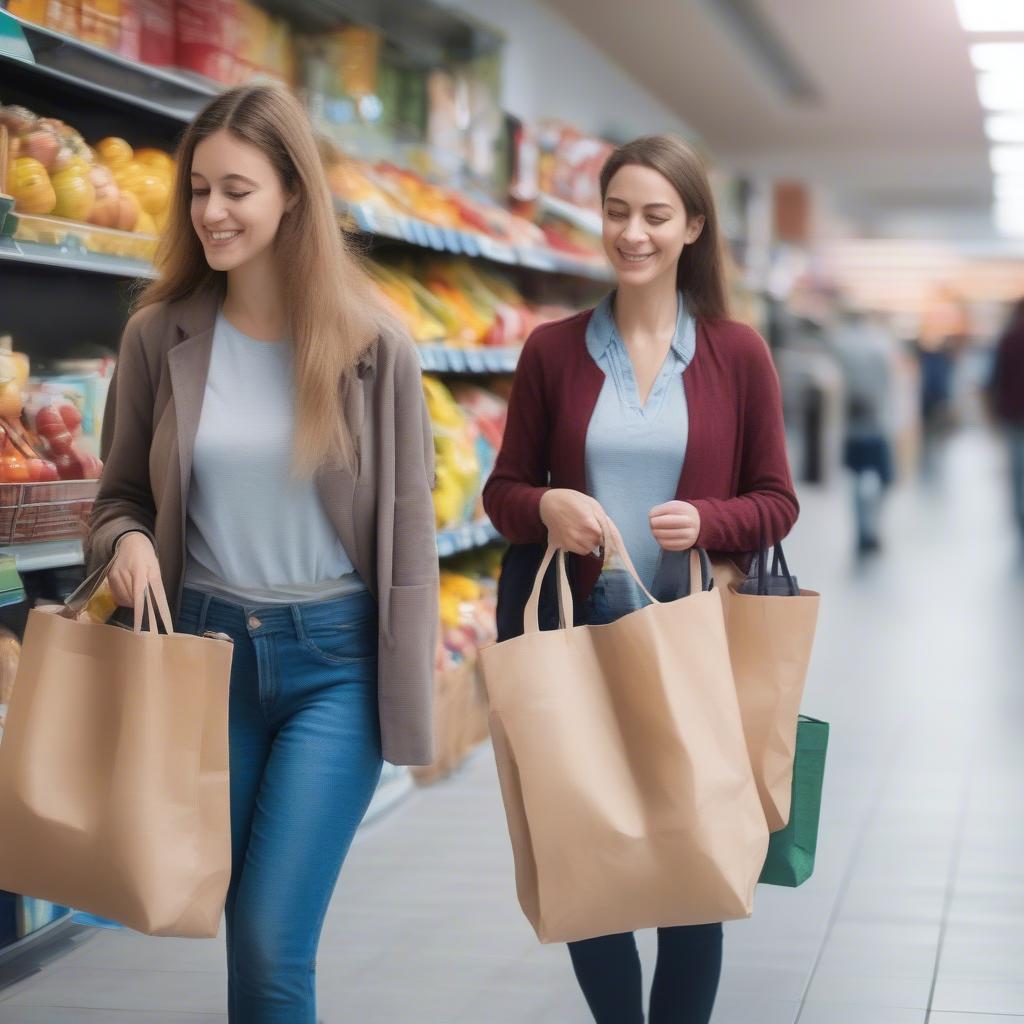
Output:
[176,0,237,84]
[79,0,119,51]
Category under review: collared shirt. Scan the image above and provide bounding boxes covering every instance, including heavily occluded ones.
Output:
[584,292,696,589]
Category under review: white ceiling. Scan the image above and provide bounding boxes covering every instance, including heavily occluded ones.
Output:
[543,0,1001,239]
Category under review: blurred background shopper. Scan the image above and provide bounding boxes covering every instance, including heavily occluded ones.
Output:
[987,297,1024,553]
[88,82,438,1023]
[830,308,899,553]
[484,134,798,1024]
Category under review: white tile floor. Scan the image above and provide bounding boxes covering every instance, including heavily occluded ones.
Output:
[1,427,1022,1024]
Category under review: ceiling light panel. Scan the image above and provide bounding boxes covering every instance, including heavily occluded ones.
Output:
[994,174,1024,198]
[957,0,1024,31]
[970,42,1024,71]
[985,114,1024,142]
[977,71,1024,111]
[990,145,1024,173]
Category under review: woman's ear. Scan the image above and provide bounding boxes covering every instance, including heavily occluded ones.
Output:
[685,214,705,245]
[285,192,299,213]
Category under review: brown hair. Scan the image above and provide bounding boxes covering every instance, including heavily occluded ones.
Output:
[599,135,730,321]
[137,82,392,475]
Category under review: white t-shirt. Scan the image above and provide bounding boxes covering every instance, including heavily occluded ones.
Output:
[183,312,361,605]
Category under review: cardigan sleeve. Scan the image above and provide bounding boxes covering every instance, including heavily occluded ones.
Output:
[690,332,799,552]
[482,332,551,544]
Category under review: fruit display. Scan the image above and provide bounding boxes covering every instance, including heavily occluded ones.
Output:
[326,150,548,249]
[438,566,498,673]
[1,104,174,253]
[424,375,509,530]
[447,383,508,453]
[18,400,103,481]
[415,551,500,785]
[370,258,575,350]
[424,376,481,530]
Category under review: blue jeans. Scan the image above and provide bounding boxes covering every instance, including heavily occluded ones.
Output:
[566,575,723,1024]
[177,587,384,1024]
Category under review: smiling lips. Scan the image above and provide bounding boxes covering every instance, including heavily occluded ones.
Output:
[618,248,655,263]
[206,229,242,244]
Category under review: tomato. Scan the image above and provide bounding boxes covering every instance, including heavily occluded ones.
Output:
[58,404,83,433]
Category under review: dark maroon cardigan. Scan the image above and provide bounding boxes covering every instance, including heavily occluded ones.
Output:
[482,308,800,602]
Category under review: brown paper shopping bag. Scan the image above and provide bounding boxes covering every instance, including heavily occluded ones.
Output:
[654,545,820,834]
[727,545,820,832]
[480,523,768,944]
[0,563,233,937]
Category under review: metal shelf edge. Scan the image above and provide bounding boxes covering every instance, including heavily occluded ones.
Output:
[0,539,85,573]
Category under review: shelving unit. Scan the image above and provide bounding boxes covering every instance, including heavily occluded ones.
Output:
[0,539,84,573]
[0,235,157,280]
[1,9,216,124]
[340,198,611,281]
[0,2,590,969]
[436,519,501,558]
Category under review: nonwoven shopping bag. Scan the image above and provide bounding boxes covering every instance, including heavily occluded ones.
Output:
[759,715,829,887]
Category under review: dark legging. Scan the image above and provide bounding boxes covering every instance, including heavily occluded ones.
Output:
[568,923,723,1024]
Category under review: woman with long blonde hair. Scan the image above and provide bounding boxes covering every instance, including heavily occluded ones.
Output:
[88,82,438,1022]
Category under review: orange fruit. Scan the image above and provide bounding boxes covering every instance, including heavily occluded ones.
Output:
[95,137,134,171]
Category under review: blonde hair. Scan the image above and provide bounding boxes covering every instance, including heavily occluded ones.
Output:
[137,82,390,475]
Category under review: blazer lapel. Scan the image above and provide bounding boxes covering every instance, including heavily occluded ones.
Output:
[167,327,215,510]
[166,287,221,531]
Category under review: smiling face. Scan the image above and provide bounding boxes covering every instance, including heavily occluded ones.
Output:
[189,128,295,273]
[602,163,704,289]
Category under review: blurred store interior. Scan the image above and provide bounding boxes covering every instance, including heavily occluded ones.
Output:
[0,0,1023,1021]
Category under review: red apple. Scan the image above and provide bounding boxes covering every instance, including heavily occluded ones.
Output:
[25,458,45,482]
[54,450,84,480]
[37,459,59,481]
[79,453,103,479]
[46,429,75,455]
[34,406,64,437]
[58,404,83,433]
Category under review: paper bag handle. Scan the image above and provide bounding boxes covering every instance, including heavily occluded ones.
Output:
[523,514,708,634]
[61,558,175,635]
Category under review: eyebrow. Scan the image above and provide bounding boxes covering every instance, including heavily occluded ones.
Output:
[605,197,675,211]
[189,172,259,187]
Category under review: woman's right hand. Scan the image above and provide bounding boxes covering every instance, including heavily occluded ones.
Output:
[107,532,173,633]
[539,489,607,556]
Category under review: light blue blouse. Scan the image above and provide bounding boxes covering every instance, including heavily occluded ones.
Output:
[584,292,696,589]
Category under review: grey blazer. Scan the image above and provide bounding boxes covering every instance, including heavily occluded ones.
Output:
[87,284,439,766]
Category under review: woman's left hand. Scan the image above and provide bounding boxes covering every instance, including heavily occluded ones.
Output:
[649,501,701,550]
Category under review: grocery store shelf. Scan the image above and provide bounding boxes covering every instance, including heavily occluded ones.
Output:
[418,345,520,374]
[0,539,84,573]
[0,9,217,123]
[436,519,501,558]
[262,0,502,64]
[538,192,604,236]
[0,235,156,280]
[339,199,612,282]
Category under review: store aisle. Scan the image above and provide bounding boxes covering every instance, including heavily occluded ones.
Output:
[0,427,1022,1024]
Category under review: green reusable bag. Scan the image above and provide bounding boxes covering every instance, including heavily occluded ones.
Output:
[759,716,829,887]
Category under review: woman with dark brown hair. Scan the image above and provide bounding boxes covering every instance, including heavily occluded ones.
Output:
[483,135,798,1023]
